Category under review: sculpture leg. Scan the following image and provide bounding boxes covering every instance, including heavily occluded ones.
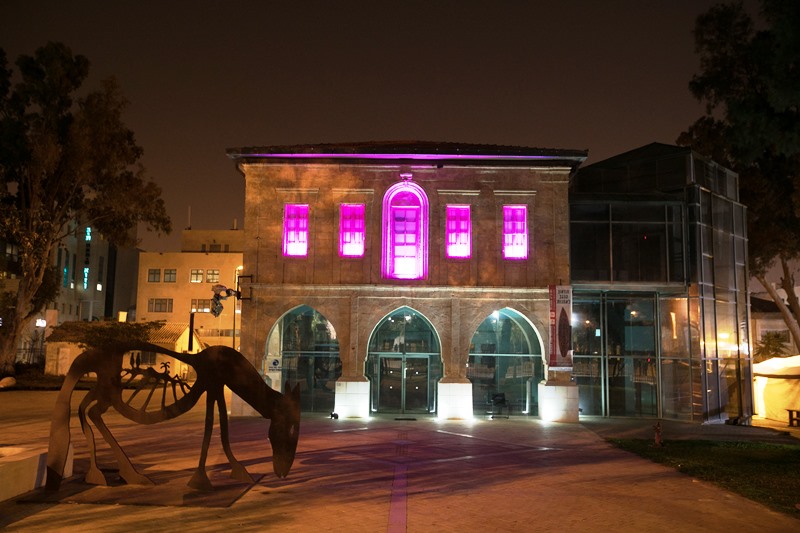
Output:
[78,392,107,486]
[216,391,253,483]
[188,394,215,491]
[86,403,154,486]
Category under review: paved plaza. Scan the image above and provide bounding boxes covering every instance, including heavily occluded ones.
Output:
[1,390,798,532]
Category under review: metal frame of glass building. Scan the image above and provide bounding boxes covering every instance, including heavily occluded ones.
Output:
[570,143,751,423]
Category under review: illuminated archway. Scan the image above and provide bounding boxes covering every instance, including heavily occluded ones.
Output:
[264,305,340,412]
[365,306,442,413]
[467,308,544,415]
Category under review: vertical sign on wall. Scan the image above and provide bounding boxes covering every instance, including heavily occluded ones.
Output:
[549,285,573,369]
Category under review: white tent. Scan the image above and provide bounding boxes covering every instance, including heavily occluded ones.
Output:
[753,355,800,423]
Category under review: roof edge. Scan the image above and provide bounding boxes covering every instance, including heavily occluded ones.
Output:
[225,141,588,164]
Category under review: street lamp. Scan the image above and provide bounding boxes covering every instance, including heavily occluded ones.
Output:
[210,270,247,350]
[35,318,46,363]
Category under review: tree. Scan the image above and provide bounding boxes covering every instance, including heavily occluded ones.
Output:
[752,331,790,362]
[0,43,171,377]
[47,320,164,351]
[678,1,800,350]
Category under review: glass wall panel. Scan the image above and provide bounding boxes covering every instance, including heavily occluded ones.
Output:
[712,195,733,233]
[733,205,744,237]
[719,358,741,419]
[701,254,714,285]
[703,298,717,358]
[704,358,722,421]
[573,356,603,415]
[572,203,609,221]
[611,223,667,281]
[573,300,603,356]
[700,190,713,225]
[570,222,610,280]
[715,300,738,358]
[468,308,543,415]
[667,206,685,282]
[273,305,341,413]
[605,296,657,417]
[713,229,735,290]
[660,358,692,420]
[611,204,664,222]
[688,297,702,358]
[660,297,690,358]
[573,299,604,416]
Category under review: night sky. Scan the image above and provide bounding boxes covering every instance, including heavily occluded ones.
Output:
[1,1,760,251]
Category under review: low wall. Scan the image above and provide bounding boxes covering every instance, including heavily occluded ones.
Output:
[0,444,73,502]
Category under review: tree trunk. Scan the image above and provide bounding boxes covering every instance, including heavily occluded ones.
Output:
[0,276,40,378]
[0,324,22,377]
[779,256,800,349]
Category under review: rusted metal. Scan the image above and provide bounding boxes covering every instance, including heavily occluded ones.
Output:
[46,343,301,492]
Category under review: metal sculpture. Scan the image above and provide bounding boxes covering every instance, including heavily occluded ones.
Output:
[46,343,301,492]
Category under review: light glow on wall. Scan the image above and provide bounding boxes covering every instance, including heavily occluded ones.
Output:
[339,203,365,257]
[502,205,528,259]
[445,205,471,258]
[381,180,428,280]
[283,204,309,257]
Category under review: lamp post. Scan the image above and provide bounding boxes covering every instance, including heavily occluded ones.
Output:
[35,318,46,365]
[232,266,243,350]
[210,269,250,351]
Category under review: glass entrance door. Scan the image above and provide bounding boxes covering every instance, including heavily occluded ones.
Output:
[367,307,441,414]
[378,355,429,413]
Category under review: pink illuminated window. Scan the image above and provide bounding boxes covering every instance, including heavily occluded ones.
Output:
[382,181,428,279]
[503,205,528,259]
[283,204,309,257]
[339,203,365,257]
[446,205,471,258]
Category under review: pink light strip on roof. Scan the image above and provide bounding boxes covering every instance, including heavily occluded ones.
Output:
[239,152,579,161]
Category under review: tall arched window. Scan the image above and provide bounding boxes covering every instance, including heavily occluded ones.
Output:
[382,180,428,280]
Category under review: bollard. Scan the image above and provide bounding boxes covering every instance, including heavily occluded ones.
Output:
[653,421,663,447]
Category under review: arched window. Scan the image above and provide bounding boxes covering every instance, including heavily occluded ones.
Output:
[467,308,544,415]
[265,305,341,413]
[382,180,428,279]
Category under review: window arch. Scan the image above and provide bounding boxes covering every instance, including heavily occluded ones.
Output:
[264,305,341,413]
[382,180,429,279]
[467,308,544,415]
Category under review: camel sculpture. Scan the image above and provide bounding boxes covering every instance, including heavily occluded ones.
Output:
[46,343,301,492]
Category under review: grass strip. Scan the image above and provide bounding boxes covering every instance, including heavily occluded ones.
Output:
[610,438,800,517]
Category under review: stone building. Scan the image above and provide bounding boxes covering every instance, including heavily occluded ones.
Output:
[135,229,244,349]
[227,142,587,418]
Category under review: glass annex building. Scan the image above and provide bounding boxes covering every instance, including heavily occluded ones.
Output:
[570,143,752,422]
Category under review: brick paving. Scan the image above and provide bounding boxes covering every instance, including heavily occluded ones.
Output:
[1,390,798,532]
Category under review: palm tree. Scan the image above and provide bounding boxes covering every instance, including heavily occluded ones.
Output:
[753,332,790,363]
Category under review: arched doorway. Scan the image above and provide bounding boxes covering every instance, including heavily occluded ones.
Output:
[265,305,341,413]
[366,307,442,414]
[467,308,544,416]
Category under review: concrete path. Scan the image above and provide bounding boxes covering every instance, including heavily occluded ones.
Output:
[1,391,798,532]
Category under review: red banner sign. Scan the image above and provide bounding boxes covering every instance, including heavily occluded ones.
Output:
[548,285,573,369]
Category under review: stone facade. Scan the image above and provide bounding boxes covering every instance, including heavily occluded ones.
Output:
[228,143,586,418]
